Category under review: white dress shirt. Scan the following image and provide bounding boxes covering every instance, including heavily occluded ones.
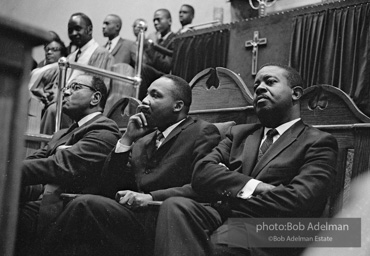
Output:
[67,39,99,82]
[106,36,120,53]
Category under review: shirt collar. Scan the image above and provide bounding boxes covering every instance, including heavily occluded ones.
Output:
[79,38,96,53]
[110,35,120,45]
[264,118,301,137]
[108,36,120,52]
[160,31,173,41]
[77,112,101,127]
[160,118,186,139]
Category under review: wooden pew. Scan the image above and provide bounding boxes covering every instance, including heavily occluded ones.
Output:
[189,67,256,124]
[300,84,370,217]
[188,67,370,217]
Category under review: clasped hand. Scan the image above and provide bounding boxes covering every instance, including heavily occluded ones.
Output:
[115,190,153,209]
[120,112,154,145]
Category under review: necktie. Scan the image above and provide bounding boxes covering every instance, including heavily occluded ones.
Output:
[66,122,79,133]
[74,49,81,62]
[258,128,278,161]
[106,41,112,51]
[155,131,165,149]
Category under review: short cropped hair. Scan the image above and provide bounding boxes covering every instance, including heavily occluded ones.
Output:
[182,4,195,16]
[162,74,192,112]
[70,12,93,28]
[156,8,172,19]
[260,63,304,88]
[90,75,108,109]
[107,14,122,31]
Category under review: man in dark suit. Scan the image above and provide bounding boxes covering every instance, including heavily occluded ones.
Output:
[102,14,136,66]
[16,74,121,255]
[33,74,221,256]
[154,64,338,256]
[140,9,176,100]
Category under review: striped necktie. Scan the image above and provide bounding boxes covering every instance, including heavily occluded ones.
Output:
[258,128,278,161]
[155,131,165,149]
[106,41,112,51]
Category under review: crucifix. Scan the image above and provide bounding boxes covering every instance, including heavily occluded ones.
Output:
[245,31,267,75]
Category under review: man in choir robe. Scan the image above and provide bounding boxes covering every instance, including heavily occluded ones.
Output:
[140,9,176,100]
[177,4,195,34]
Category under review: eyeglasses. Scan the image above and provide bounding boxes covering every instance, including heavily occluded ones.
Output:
[44,46,62,52]
[63,82,98,93]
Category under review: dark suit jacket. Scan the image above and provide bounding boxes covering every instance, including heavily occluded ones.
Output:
[193,120,338,218]
[110,37,136,66]
[22,114,121,193]
[146,32,175,74]
[101,116,220,201]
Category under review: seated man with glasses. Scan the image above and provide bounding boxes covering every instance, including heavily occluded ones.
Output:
[16,74,121,256]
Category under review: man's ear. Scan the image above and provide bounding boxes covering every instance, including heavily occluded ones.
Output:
[87,25,93,36]
[292,86,303,101]
[173,100,184,112]
[91,91,102,107]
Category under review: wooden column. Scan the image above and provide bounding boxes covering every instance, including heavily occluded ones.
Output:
[0,16,50,256]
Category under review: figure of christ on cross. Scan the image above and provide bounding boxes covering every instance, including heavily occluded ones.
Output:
[245,31,267,75]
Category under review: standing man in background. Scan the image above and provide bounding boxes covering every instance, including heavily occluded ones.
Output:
[140,9,175,100]
[132,18,148,41]
[40,12,114,134]
[103,14,136,66]
[177,4,195,34]
[67,12,114,82]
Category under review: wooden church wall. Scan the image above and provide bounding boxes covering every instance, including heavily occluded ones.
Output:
[227,0,367,92]
[228,13,292,91]
[172,0,368,94]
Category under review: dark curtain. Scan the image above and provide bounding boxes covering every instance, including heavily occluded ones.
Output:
[172,29,230,82]
[290,2,370,115]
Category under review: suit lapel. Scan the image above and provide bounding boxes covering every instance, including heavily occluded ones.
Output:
[243,126,263,176]
[158,117,193,150]
[50,114,103,153]
[251,120,305,178]
[145,132,157,160]
[49,129,73,153]
[111,38,122,56]
[161,32,174,47]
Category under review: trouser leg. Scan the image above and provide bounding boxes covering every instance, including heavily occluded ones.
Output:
[154,197,223,256]
[35,194,150,256]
